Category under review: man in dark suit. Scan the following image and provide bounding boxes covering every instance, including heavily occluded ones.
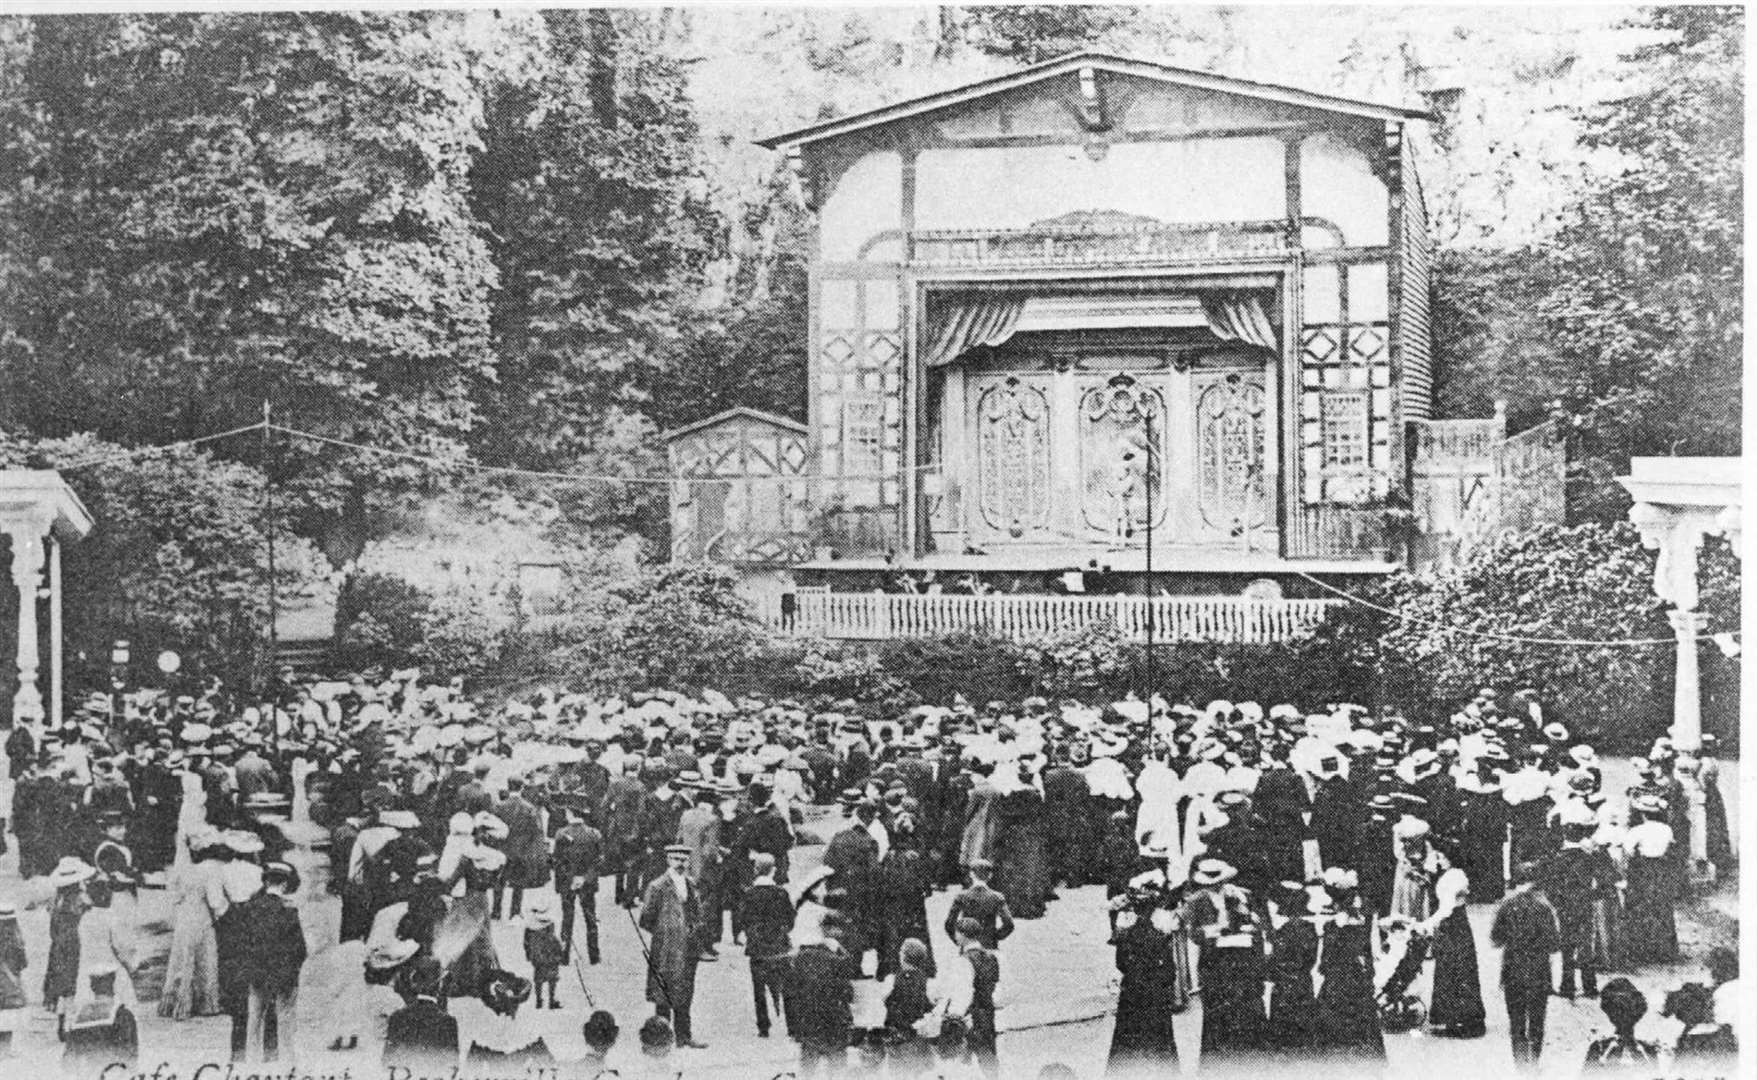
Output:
[944,859,1014,951]
[453,760,494,816]
[492,775,547,919]
[822,796,880,970]
[552,801,605,963]
[220,861,308,1062]
[738,852,796,1039]
[640,844,708,1049]
[738,784,795,885]
[603,757,648,907]
[1491,861,1562,1071]
[383,958,458,1072]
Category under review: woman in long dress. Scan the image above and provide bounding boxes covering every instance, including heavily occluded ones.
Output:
[171,756,210,876]
[436,814,503,999]
[43,863,93,1014]
[1422,869,1485,1038]
[1697,740,1732,874]
[1107,904,1181,1076]
[1184,858,1270,1073]
[1312,874,1386,1072]
[1267,884,1322,1057]
[994,772,1050,919]
[1590,804,1630,974]
[71,878,139,1015]
[1456,765,1508,902]
[1622,798,1679,963]
[158,830,230,1019]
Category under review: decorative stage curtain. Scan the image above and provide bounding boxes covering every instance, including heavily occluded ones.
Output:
[1200,290,1278,351]
[924,294,1027,368]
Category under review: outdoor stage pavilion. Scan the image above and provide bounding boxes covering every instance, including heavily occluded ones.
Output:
[665,54,1562,643]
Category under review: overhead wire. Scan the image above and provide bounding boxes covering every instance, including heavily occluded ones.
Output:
[1295,570,1733,648]
[55,420,268,470]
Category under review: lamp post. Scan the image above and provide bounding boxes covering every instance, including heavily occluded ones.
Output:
[1109,373,1156,696]
[109,638,130,737]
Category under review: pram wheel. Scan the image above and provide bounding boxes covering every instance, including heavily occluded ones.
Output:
[1379,994,1426,1033]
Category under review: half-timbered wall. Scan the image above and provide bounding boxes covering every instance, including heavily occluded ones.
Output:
[1297,260,1393,505]
[668,413,811,565]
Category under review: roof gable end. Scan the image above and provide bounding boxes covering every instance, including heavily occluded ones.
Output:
[759,51,1433,150]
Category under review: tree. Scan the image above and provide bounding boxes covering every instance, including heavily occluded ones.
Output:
[0,13,502,561]
[650,169,810,434]
[468,8,722,472]
[1535,7,1742,464]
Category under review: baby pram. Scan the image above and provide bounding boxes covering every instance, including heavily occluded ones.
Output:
[1375,917,1431,1032]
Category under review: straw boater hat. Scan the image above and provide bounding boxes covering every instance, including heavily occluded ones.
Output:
[1190,858,1237,886]
[223,830,265,855]
[380,809,421,830]
[49,857,98,888]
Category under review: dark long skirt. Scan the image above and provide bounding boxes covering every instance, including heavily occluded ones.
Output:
[1108,925,1180,1076]
[996,791,1052,919]
[1269,921,1322,1053]
[1703,783,1732,872]
[1427,906,1486,1035]
[1197,945,1269,1069]
[43,901,83,1008]
[1458,792,1508,902]
[1314,922,1386,1066]
[1623,855,1678,962]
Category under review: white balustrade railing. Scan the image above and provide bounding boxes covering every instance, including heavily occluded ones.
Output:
[779,592,1341,644]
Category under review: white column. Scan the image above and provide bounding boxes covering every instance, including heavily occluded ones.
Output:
[7,523,47,724]
[1667,608,1707,753]
[49,532,63,728]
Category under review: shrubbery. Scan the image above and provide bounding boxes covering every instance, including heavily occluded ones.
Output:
[320,523,1737,754]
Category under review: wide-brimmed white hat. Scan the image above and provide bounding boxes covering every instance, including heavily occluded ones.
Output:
[49,857,98,888]
[473,811,509,840]
[1190,858,1237,886]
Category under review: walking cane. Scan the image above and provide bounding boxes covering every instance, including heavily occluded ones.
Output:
[624,904,677,1015]
[566,931,596,1009]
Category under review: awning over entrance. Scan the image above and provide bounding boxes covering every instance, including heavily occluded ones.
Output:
[924,287,1278,367]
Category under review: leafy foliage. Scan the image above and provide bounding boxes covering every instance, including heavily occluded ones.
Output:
[0,13,501,555]
[0,433,324,692]
[1434,7,1743,514]
[469,9,722,471]
[1374,522,1672,741]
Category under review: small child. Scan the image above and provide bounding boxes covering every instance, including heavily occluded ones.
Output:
[523,904,566,1009]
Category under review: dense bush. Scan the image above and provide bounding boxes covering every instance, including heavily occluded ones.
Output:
[332,522,1736,758]
[1375,522,1673,744]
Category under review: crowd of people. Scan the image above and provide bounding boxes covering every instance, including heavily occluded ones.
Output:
[0,670,1742,1079]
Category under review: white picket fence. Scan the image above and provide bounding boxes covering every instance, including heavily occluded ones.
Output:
[772,591,1341,644]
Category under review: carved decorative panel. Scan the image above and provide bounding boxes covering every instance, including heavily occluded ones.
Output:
[1079,379,1168,536]
[974,377,1052,538]
[1195,373,1269,533]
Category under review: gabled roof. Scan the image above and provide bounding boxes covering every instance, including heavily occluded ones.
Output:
[759,51,1433,150]
[662,406,809,443]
